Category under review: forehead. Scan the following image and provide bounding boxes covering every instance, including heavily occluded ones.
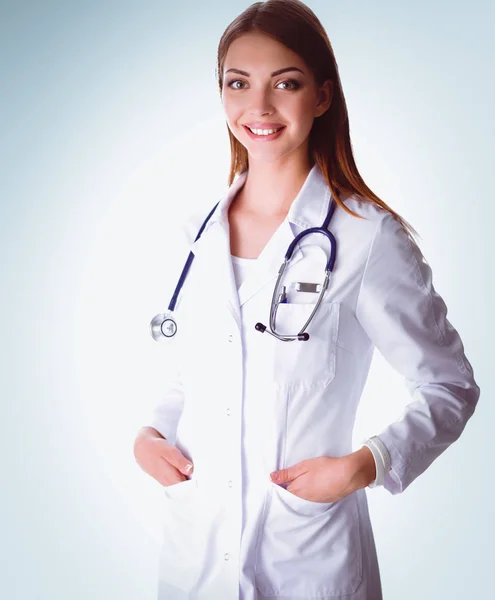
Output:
[224,32,305,71]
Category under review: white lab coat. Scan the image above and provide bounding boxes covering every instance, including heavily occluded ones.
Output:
[149,164,479,600]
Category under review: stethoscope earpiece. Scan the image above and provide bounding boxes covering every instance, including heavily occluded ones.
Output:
[255,321,311,342]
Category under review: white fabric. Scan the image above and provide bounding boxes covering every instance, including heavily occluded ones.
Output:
[231,254,257,289]
[363,436,392,487]
[148,163,479,600]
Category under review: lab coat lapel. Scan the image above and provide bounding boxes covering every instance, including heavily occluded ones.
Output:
[237,218,304,308]
[187,162,332,320]
[236,163,333,308]
[191,219,242,331]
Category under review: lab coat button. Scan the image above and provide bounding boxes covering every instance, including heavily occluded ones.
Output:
[228,334,233,342]
[228,480,233,487]
[226,408,231,416]
[224,553,230,561]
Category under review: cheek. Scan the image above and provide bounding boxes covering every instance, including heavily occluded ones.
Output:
[296,99,317,122]
[224,114,246,145]
[294,107,317,138]
[292,91,317,114]
[223,101,243,127]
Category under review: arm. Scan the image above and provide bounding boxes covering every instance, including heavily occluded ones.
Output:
[142,348,185,446]
[137,214,199,446]
[133,347,191,484]
[347,446,377,491]
[354,211,480,494]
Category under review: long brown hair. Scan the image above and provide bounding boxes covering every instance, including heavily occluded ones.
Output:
[215,0,418,241]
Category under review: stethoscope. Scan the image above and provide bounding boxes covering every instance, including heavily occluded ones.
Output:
[150,195,337,343]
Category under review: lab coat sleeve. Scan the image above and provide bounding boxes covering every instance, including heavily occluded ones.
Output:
[147,342,184,445]
[145,213,201,444]
[355,211,480,494]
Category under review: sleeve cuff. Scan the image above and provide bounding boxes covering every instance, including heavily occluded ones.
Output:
[362,435,392,488]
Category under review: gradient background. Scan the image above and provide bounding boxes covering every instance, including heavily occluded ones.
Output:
[1,1,493,598]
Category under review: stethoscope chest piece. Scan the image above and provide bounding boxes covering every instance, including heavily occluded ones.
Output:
[150,312,177,340]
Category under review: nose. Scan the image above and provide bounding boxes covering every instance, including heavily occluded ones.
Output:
[247,86,276,116]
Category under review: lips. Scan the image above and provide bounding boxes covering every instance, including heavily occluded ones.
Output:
[243,125,285,135]
[243,122,286,129]
[243,125,286,141]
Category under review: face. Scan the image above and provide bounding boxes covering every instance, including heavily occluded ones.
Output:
[221,32,332,166]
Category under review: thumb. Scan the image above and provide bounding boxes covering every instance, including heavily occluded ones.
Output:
[270,466,293,484]
[161,441,194,476]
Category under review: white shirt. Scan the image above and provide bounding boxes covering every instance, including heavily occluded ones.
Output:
[148,163,480,600]
[231,254,257,290]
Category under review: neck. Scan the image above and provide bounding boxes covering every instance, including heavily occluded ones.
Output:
[235,157,314,218]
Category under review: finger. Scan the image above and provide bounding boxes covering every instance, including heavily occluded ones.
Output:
[159,440,194,476]
[271,460,309,484]
[271,467,291,483]
[155,458,187,487]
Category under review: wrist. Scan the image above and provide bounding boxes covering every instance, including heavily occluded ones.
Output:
[347,446,376,492]
[139,426,165,441]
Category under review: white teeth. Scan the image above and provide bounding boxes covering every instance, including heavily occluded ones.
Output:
[247,126,283,136]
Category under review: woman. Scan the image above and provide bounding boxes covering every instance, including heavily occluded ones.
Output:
[134,1,480,598]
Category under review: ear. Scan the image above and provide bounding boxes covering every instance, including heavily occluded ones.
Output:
[315,79,333,118]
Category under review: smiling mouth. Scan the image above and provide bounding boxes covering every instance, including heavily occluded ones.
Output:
[244,125,285,136]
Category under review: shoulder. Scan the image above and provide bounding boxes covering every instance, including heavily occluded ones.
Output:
[335,192,409,250]
[340,193,397,226]
[330,193,425,283]
[342,196,429,288]
[179,206,216,247]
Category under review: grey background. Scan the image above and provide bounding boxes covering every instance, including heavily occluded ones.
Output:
[1,1,493,598]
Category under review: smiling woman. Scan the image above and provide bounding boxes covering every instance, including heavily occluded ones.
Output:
[220,37,330,169]
[133,1,480,599]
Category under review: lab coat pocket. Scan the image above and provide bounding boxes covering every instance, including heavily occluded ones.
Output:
[273,301,340,386]
[163,478,197,500]
[270,480,334,516]
[255,483,363,598]
[158,480,216,592]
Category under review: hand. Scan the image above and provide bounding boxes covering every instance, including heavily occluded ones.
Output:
[133,428,194,487]
[269,448,376,503]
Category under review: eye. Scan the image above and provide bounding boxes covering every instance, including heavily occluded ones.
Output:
[276,79,301,91]
[225,79,301,91]
[225,79,246,90]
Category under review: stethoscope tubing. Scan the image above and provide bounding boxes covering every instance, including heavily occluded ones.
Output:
[151,193,337,342]
[266,248,332,342]
[167,201,220,313]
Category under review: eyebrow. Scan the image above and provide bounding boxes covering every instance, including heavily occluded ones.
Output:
[224,66,305,77]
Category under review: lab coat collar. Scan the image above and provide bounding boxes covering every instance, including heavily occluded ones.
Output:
[288,163,333,230]
[199,162,332,236]
[189,163,334,324]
